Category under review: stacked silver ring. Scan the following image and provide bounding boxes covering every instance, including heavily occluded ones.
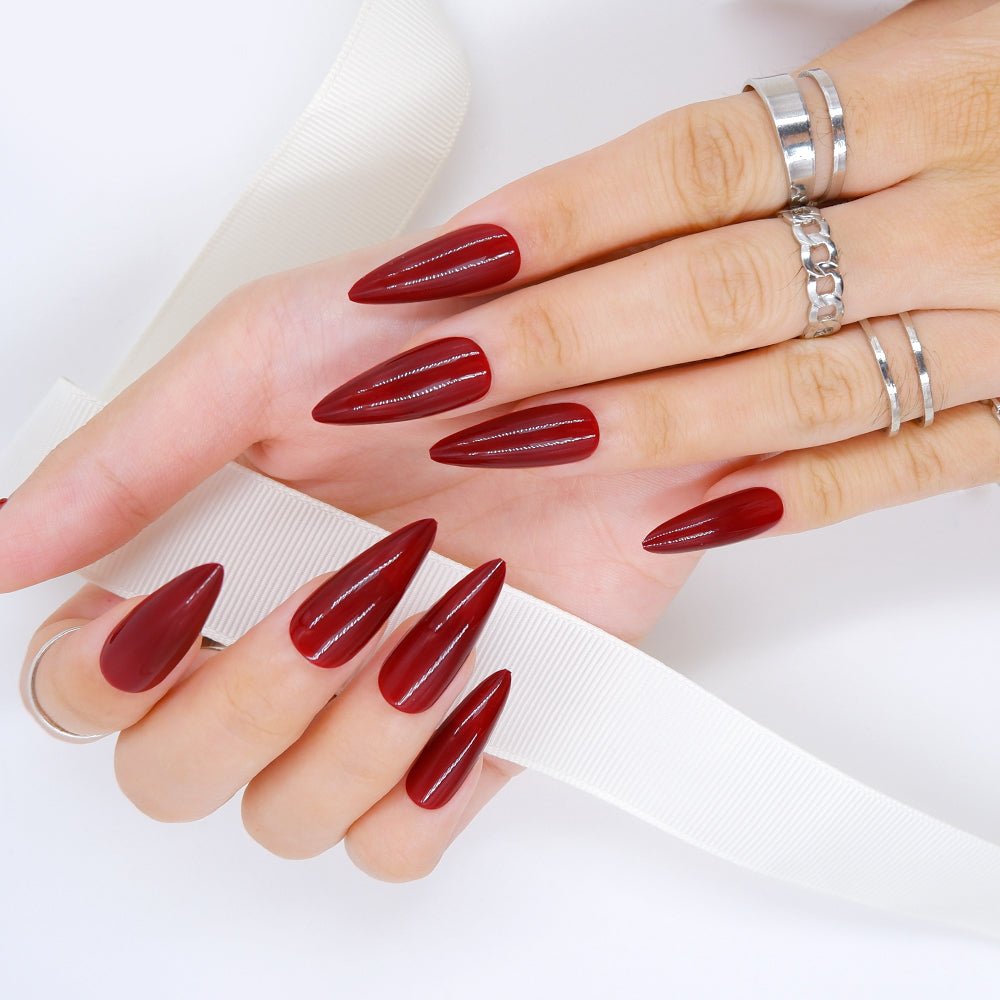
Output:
[746,70,847,338]
[859,314,936,436]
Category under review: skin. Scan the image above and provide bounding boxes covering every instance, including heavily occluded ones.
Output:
[8,0,1000,880]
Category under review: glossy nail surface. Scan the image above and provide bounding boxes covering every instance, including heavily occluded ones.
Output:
[379,559,505,713]
[100,563,224,693]
[642,487,783,553]
[0,498,6,509]
[430,403,599,468]
[349,225,520,304]
[312,338,491,425]
[290,519,436,668]
[406,669,511,809]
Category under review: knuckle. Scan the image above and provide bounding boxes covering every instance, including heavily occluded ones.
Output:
[683,233,772,351]
[798,450,851,526]
[505,296,581,380]
[623,383,684,467]
[892,431,948,495]
[664,103,762,226]
[781,344,864,432]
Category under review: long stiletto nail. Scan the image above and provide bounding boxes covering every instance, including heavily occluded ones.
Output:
[0,498,6,509]
[349,225,520,304]
[430,403,599,468]
[406,669,511,809]
[642,487,783,553]
[312,338,491,424]
[289,519,436,668]
[379,559,506,713]
[100,563,224,693]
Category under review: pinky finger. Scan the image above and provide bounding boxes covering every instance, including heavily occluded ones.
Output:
[642,402,1000,552]
[345,672,512,882]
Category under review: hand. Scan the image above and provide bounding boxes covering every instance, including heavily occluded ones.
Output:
[7,241,726,878]
[315,0,1000,552]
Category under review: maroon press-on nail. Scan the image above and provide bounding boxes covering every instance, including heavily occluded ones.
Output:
[312,338,491,424]
[430,403,599,468]
[349,225,520,304]
[642,487,783,554]
[406,669,511,809]
[379,559,506,713]
[0,498,6,509]
[289,519,437,668]
[100,563,224,693]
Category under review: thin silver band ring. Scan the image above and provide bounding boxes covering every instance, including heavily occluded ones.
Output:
[860,319,901,436]
[797,68,846,202]
[21,626,107,744]
[899,312,934,427]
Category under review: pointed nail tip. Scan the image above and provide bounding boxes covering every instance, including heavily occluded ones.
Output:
[347,276,387,303]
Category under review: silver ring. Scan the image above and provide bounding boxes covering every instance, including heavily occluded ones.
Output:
[780,204,844,337]
[982,398,1000,424]
[797,68,846,202]
[899,312,934,427]
[860,320,901,436]
[21,626,107,744]
[745,74,815,207]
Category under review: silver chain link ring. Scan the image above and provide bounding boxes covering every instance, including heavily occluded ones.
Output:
[780,205,844,338]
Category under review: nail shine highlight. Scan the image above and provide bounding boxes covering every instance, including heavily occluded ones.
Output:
[349,225,520,304]
[312,338,491,424]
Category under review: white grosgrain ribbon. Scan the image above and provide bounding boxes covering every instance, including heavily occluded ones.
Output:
[6,0,1000,939]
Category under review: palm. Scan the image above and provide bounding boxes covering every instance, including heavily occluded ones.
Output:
[222,247,727,643]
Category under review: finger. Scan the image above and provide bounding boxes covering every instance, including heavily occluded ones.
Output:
[578,310,1000,472]
[641,402,1000,554]
[0,238,460,594]
[22,566,223,739]
[344,671,512,883]
[241,560,505,860]
[346,4,1000,302]
[318,178,996,427]
[112,520,435,823]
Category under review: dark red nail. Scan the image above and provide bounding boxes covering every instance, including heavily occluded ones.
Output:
[100,563,224,693]
[349,225,520,304]
[0,498,6,509]
[289,519,436,668]
[642,487,783,553]
[312,338,491,424]
[379,559,505,713]
[430,403,599,468]
[406,669,511,809]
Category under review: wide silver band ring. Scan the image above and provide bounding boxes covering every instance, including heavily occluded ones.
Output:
[21,626,108,744]
[744,74,815,207]
[780,204,844,338]
[859,319,901,436]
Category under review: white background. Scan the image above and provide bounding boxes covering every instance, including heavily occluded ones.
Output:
[3,0,1000,995]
